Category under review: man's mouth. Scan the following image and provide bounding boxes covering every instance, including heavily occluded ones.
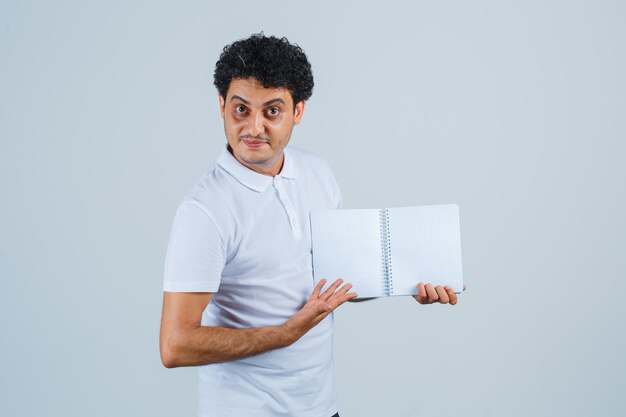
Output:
[241,138,269,148]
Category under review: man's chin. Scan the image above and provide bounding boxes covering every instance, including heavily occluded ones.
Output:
[238,150,277,167]
[241,156,272,166]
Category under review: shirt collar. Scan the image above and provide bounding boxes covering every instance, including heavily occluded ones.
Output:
[216,145,298,192]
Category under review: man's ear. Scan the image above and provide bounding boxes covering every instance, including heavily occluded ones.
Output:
[293,100,305,125]
[219,95,225,119]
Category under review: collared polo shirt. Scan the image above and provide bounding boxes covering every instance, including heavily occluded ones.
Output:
[164,145,342,417]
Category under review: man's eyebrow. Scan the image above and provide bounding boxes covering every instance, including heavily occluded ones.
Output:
[229,96,286,107]
[262,98,285,106]
[230,95,250,104]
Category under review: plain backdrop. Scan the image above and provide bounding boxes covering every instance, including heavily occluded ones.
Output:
[1,1,625,416]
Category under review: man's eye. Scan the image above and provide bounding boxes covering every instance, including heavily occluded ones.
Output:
[266,108,279,116]
[236,105,247,114]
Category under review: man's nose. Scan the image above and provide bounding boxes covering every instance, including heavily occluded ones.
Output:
[248,112,266,137]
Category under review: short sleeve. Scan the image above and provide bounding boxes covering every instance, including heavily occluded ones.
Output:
[163,200,225,292]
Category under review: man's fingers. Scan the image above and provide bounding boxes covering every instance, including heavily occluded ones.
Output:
[310,279,327,300]
[425,283,439,302]
[324,283,356,311]
[325,291,358,311]
[307,280,354,314]
[435,286,449,304]
[445,286,458,305]
[414,282,428,304]
[319,279,344,300]
[332,283,353,297]
[417,282,425,298]
[415,282,462,306]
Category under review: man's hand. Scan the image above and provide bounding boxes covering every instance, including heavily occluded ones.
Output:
[281,279,357,344]
[413,282,466,305]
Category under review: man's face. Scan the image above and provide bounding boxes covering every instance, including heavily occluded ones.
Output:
[219,78,305,176]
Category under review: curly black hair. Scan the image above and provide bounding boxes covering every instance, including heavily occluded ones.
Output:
[213,33,314,105]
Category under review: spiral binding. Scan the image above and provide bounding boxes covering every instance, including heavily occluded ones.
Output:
[379,208,393,296]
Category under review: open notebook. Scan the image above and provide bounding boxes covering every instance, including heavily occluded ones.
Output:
[310,204,463,298]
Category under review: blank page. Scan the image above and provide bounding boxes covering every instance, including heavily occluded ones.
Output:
[387,204,463,295]
[310,209,385,298]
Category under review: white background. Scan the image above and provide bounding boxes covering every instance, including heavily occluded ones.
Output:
[1,1,624,416]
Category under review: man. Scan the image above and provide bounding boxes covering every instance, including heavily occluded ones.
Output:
[160,34,460,417]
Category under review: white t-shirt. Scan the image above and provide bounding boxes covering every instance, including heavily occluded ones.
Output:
[164,145,342,417]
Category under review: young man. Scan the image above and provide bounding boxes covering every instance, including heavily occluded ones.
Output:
[160,34,459,417]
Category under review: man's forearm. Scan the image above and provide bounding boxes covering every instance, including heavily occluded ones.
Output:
[161,324,293,368]
[160,279,356,369]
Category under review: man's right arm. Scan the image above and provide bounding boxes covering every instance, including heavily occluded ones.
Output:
[159,278,356,368]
